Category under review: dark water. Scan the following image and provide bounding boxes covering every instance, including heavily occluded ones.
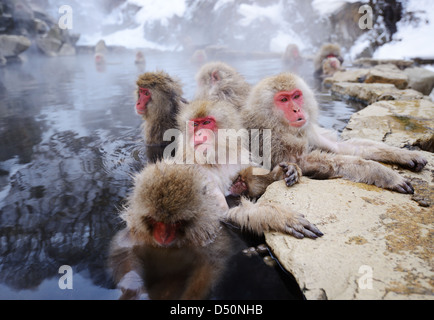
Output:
[0,52,361,300]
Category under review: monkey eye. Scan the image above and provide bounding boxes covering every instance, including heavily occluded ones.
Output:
[293,94,300,99]
[203,120,211,125]
[193,122,199,127]
[280,97,288,102]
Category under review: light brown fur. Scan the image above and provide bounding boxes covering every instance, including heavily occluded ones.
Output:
[194,62,251,110]
[241,73,427,194]
[135,71,187,146]
[110,162,231,300]
[314,43,344,77]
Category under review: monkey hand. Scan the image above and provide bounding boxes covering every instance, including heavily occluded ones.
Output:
[118,270,147,300]
[281,212,324,239]
[278,162,302,187]
[395,151,427,173]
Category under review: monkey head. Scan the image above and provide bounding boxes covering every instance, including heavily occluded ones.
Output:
[122,162,227,248]
[135,71,183,118]
[245,73,318,133]
[177,100,248,164]
[322,57,342,76]
[194,62,250,109]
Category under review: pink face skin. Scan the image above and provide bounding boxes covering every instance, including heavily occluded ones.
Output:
[136,88,151,115]
[274,89,307,128]
[189,117,217,147]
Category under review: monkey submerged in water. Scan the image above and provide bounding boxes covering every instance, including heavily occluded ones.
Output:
[241,72,427,194]
[109,162,230,300]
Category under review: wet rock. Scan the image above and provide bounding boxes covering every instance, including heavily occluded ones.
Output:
[36,35,62,57]
[364,64,409,89]
[342,99,434,151]
[324,64,410,90]
[353,58,414,69]
[58,43,76,56]
[263,174,433,300]
[0,34,31,57]
[404,67,434,96]
[331,82,424,105]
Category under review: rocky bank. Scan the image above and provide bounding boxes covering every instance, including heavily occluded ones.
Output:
[263,59,434,300]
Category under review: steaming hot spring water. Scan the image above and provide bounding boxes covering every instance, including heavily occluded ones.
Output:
[0,51,363,299]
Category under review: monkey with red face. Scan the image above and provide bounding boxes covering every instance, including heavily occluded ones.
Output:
[174,99,322,239]
[314,43,344,78]
[135,71,188,161]
[241,73,427,194]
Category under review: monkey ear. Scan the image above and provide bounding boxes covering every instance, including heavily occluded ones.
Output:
[211,70,221,83]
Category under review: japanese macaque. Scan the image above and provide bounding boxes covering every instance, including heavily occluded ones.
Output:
[194,62,251,110]
[314,43,344,78]
[109,162,232,300]
[231,162,302,199]
[134,51,145,65]
[191,49,208,65]
[241,73,428,194]
[135,71,188,161]
[282,44,302,65]
[174,99,322,238]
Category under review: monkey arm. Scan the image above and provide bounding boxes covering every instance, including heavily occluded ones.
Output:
[300,150,415,194]
[231,163,301,198]
[334,138,427,172]
[225,198,323,239]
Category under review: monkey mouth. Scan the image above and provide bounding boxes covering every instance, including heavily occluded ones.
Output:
[291,118,307,128]
[136,106,146,115]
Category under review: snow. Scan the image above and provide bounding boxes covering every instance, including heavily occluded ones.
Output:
[238,1,284,27]
[78,0,186,50]
[374,0,434,59]
[312,0,366,16]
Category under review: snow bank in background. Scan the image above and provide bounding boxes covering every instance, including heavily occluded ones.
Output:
[375,0,434,59]
[238,1,284,27]
[312,0,365,16]
[78,0,186,49]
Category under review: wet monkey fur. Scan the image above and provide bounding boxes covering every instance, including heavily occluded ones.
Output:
[241,73,427,194]
[109,162,230,300]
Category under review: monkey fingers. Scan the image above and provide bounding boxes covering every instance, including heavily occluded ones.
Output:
[285,214,324,239]
[279,162,301,187]
[392,179,415,195]
[402,156,428,173]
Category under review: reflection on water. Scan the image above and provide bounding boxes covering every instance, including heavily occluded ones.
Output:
[0,52,360,299]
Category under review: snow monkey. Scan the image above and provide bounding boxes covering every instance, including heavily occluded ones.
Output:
[110,160,321,300]
[241,72,428,194]
[314,43,344,78]
[282,44,302,66]
[194,61,251,110]
[135,71,188,161]
[109,162,231,300]
[174,99,323,239]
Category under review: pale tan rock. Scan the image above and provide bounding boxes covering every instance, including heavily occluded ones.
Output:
[263,173,434,300]
[364,64,409,90]
[342,99,434,152]
[331,82,424,105]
